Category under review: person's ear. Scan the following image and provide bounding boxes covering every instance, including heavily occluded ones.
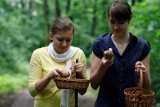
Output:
[50,32,53,41]
[129,15,132,23]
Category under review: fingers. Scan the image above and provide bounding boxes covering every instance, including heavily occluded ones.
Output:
[135,61,146,78]
[49,61,85,79]
[101,56,114,67]
[56,69,63,75]
[135,61,146,72]
[75,63,84,71]
[47,70,60,79]
[47,69,61,79]
[70,62,85,78]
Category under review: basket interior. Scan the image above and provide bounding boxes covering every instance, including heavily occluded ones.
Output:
[54,77,90,89]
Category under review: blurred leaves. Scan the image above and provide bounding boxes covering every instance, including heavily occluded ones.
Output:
[129,0,160,103]
[0,74,27,95]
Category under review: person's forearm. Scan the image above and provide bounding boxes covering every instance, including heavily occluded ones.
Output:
[143,72,151,89]
[90,61,108,89]
[35,76,51,92]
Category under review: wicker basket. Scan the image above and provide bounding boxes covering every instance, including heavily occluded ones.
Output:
[124,70,154,107]
[54,77,90,89]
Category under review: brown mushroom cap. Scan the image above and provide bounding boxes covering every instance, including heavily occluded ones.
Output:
[104,48,114,59]
[61,70,70,78]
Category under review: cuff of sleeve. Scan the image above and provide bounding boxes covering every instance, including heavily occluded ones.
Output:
[28,82,40,97]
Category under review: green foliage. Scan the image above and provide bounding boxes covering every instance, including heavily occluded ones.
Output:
[0,0,45,95]
[0,74,27,95]
[155,103,160,107]
[86,54,92,66]
[129,0,160,103]
[72,31,95,57]
[0,0,46,74]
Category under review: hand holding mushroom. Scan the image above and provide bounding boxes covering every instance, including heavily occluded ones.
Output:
[47,69,70,79]
[102,48,114,67]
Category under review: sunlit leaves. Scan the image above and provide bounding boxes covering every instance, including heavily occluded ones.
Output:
[0,74,27,95]
[130,0,160,104]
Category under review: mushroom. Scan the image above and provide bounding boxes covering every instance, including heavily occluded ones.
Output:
[104,48,114,59]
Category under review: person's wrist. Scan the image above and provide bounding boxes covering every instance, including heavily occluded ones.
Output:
[46,73,52,80]
[100,59,108,68]
[99,59,110,72]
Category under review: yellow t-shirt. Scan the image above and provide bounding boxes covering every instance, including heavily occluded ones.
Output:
[28,46,87,107]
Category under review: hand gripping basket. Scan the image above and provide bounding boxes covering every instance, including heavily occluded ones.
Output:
[124,70,154,107]
[54,77,90,90]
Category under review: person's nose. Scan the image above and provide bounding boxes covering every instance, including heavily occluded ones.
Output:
[62,41,67,46]
[114,23,120,29]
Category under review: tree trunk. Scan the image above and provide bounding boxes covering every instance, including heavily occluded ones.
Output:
[90,0,97,37]
[44,0,50,44]
[20,0,25,15]
[55,0,61,17]
[138,0,143,2]
[132,0,143,5]
[21,0,25,10]
[66,0,71,14]
[29,0,33,19]
[102,0,107,18]
[131,0,136,5]
[82,0,87,19]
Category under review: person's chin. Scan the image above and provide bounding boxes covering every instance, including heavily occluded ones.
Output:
[59,49,67,54]
[114,31,122,36]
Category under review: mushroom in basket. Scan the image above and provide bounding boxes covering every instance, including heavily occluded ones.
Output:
[70,63,76,78]
[57,70,70,78]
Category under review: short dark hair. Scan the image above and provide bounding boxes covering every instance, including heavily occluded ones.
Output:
[108,0,132,20]
[50,17,74,35]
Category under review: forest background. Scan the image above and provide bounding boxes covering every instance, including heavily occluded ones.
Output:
[0,0,160,106]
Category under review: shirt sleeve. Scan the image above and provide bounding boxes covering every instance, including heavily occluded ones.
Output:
[28,50,42,97]
[92,39,104,59]
[139,40,151,61]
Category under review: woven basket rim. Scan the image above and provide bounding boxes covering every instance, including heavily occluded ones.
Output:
[54,77,90,89]
[124,87,155,96]
[55,77,90,83]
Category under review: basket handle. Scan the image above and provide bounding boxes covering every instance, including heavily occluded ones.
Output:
[138,69,143,88]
